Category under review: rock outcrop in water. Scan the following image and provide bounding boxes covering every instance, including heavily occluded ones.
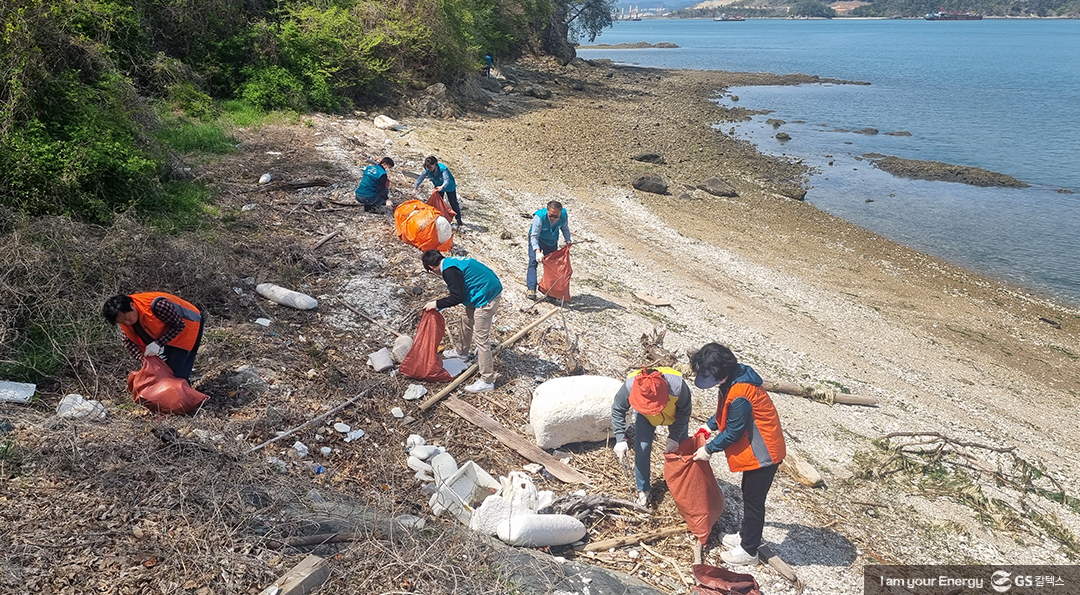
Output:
[866,155,1030,188]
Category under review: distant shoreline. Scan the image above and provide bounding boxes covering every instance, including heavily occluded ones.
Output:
[575,41,680,50]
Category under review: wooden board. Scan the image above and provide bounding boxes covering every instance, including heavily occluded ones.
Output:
[443,396,591,484]
[633,292,671,307]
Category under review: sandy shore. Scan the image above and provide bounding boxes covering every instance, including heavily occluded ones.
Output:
[399,56,1080,591]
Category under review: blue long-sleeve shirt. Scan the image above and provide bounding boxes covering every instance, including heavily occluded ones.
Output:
[414,163,456,192]
[529,209,571,251]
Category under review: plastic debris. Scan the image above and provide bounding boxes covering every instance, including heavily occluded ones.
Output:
[441,358,468,377]
[406,434,426,449]
[320,446,332,456]
[396,514,426,529]
[334,422,351,433]
[255,318,271,327]
[258,173,272,185]
[56,394,106,420]
[391,407,404,418]
[292,441,309,457]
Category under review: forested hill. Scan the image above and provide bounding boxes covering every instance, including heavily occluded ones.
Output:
[0,0,615,224]
[672,0,1080,18]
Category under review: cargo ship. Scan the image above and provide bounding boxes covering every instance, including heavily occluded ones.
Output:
[924,11,983,19]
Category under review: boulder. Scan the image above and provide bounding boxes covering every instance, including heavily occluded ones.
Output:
[529,376,625,449]
[776,185,807,201]
[775,132,791,141]
[853,128,879,135]
[631,152,665,164]
[766,118,785,128]
[477,76,502,93]
[374,115,400,130]
[524,85,552,100]
[697,177,738,198]
[632,174,668,195]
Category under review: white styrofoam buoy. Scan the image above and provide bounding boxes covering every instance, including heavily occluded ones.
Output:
[496,514,586,547]
[255,283,317,310]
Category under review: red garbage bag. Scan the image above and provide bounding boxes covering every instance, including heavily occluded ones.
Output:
[427,190,456,223]
[663,429,725,545]
[127,356,209,415]
[400,310,453,382]
[538,244,572,302]
[690,564,761,595]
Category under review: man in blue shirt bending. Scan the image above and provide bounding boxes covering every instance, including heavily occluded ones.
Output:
[422,250,503,393]
[526,200,571,300]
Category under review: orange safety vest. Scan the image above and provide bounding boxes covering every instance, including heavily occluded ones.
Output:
[717,383,786,473]
[120,292,202,352]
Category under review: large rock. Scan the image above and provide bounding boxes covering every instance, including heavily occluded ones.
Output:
[530,376,625,449]
[776,185,808,201]
[631,152,664,164]
[632,174,668,195]
[523,85,552,100]
[697,176,738,197]
[477,76,502,93]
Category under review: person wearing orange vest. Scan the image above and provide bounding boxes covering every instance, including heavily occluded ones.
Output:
[690,342,786,566]
[610,367,692,507]
[102,293,205,381]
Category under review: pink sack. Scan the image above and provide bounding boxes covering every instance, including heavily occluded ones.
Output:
[127,356,209,415]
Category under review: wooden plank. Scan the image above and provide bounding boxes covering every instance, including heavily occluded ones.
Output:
[758,544,801,587]
[633,292,671,307]
[260,554,329,595]
[443,396,591,484]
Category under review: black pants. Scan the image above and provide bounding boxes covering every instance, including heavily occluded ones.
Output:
[739,463,779,556]
[440,190,462,224]
[163,318,204,381]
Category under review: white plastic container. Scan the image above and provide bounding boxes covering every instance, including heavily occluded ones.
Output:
[428,460,500,525]
[255,283,318,310]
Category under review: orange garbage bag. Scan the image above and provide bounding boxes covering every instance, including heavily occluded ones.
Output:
[427,190,456,223]
[400,310,453,382]
[690,564,761,595]
[127,356,209,415]
[538,244,572,302]
[394,200,453,252]
[663,429,725,545]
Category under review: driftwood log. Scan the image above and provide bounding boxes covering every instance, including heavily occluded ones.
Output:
[761,379,877,406]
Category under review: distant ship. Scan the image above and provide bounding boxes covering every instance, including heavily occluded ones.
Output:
[714,14,745,21]
[924,11,983,20]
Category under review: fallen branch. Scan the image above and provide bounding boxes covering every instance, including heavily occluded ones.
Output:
[640,543,691,588]
[761,379,877,406]
[576,523,689,552]
[248,385,373,454]
[275,178,332,191]
[337,297,407,339]
[418,307,560,411]
[312,230,341,251]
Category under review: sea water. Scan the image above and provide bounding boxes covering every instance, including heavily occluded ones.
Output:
[578,19,1080,306]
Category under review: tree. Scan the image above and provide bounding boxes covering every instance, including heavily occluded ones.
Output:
[543,0,616,64]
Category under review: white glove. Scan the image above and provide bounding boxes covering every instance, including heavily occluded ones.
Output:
[613,441,629,461]
[144,342,163,357]
[693,445,711,461]
[423,301,438,311]
[664,438,680,453]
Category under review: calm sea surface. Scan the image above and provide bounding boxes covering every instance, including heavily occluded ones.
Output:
[578,20,1080,307]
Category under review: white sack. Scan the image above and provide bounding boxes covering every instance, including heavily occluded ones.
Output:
[391,335,414,363]
[374,115,400,129]
[529,376,625,449]
[255,283,318,310]
[496,514,586,547]
[435,216,452,243]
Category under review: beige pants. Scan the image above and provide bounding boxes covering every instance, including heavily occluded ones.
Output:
[457,295,501,384]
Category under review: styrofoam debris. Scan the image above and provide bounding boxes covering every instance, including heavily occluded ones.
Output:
[403,384,428,401]
[334,422,351,433]
[391,407,404,418]
[56,394,106,420]
[368,348,394,372]
[497,514,587,547]
[256,283,318,310]
[292,441,309,457]
[408,456,433,473]
[344,429,365,442]
[522,463,543,474]
[396,514,426,529]
[391,335,414,363]
[409,444,441,461]
[254,317,272,327]
[320,446,332,456]
[415,470,435,482]
[430,451,458,483]
[530,375,624,449]
[0,381,35,404]
[258,173,272,185]
[374,115,400,129]
[407,434,426,449]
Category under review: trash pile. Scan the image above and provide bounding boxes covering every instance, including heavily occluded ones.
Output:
[405,433,587,548]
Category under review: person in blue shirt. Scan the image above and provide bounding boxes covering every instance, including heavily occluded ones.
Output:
[484,55,493,78]
[422,250,503,393]
[355,156,395,212]
[526,200,571,300]
[414,156,463,225]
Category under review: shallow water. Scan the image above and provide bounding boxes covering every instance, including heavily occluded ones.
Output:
[578,19,1080,306]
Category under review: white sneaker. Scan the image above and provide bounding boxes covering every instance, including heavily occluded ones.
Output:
[720,545,760,566]
[635,490,649,507]
[722,532,741,549]
[442,348,463,359]
[463,379,494,393]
